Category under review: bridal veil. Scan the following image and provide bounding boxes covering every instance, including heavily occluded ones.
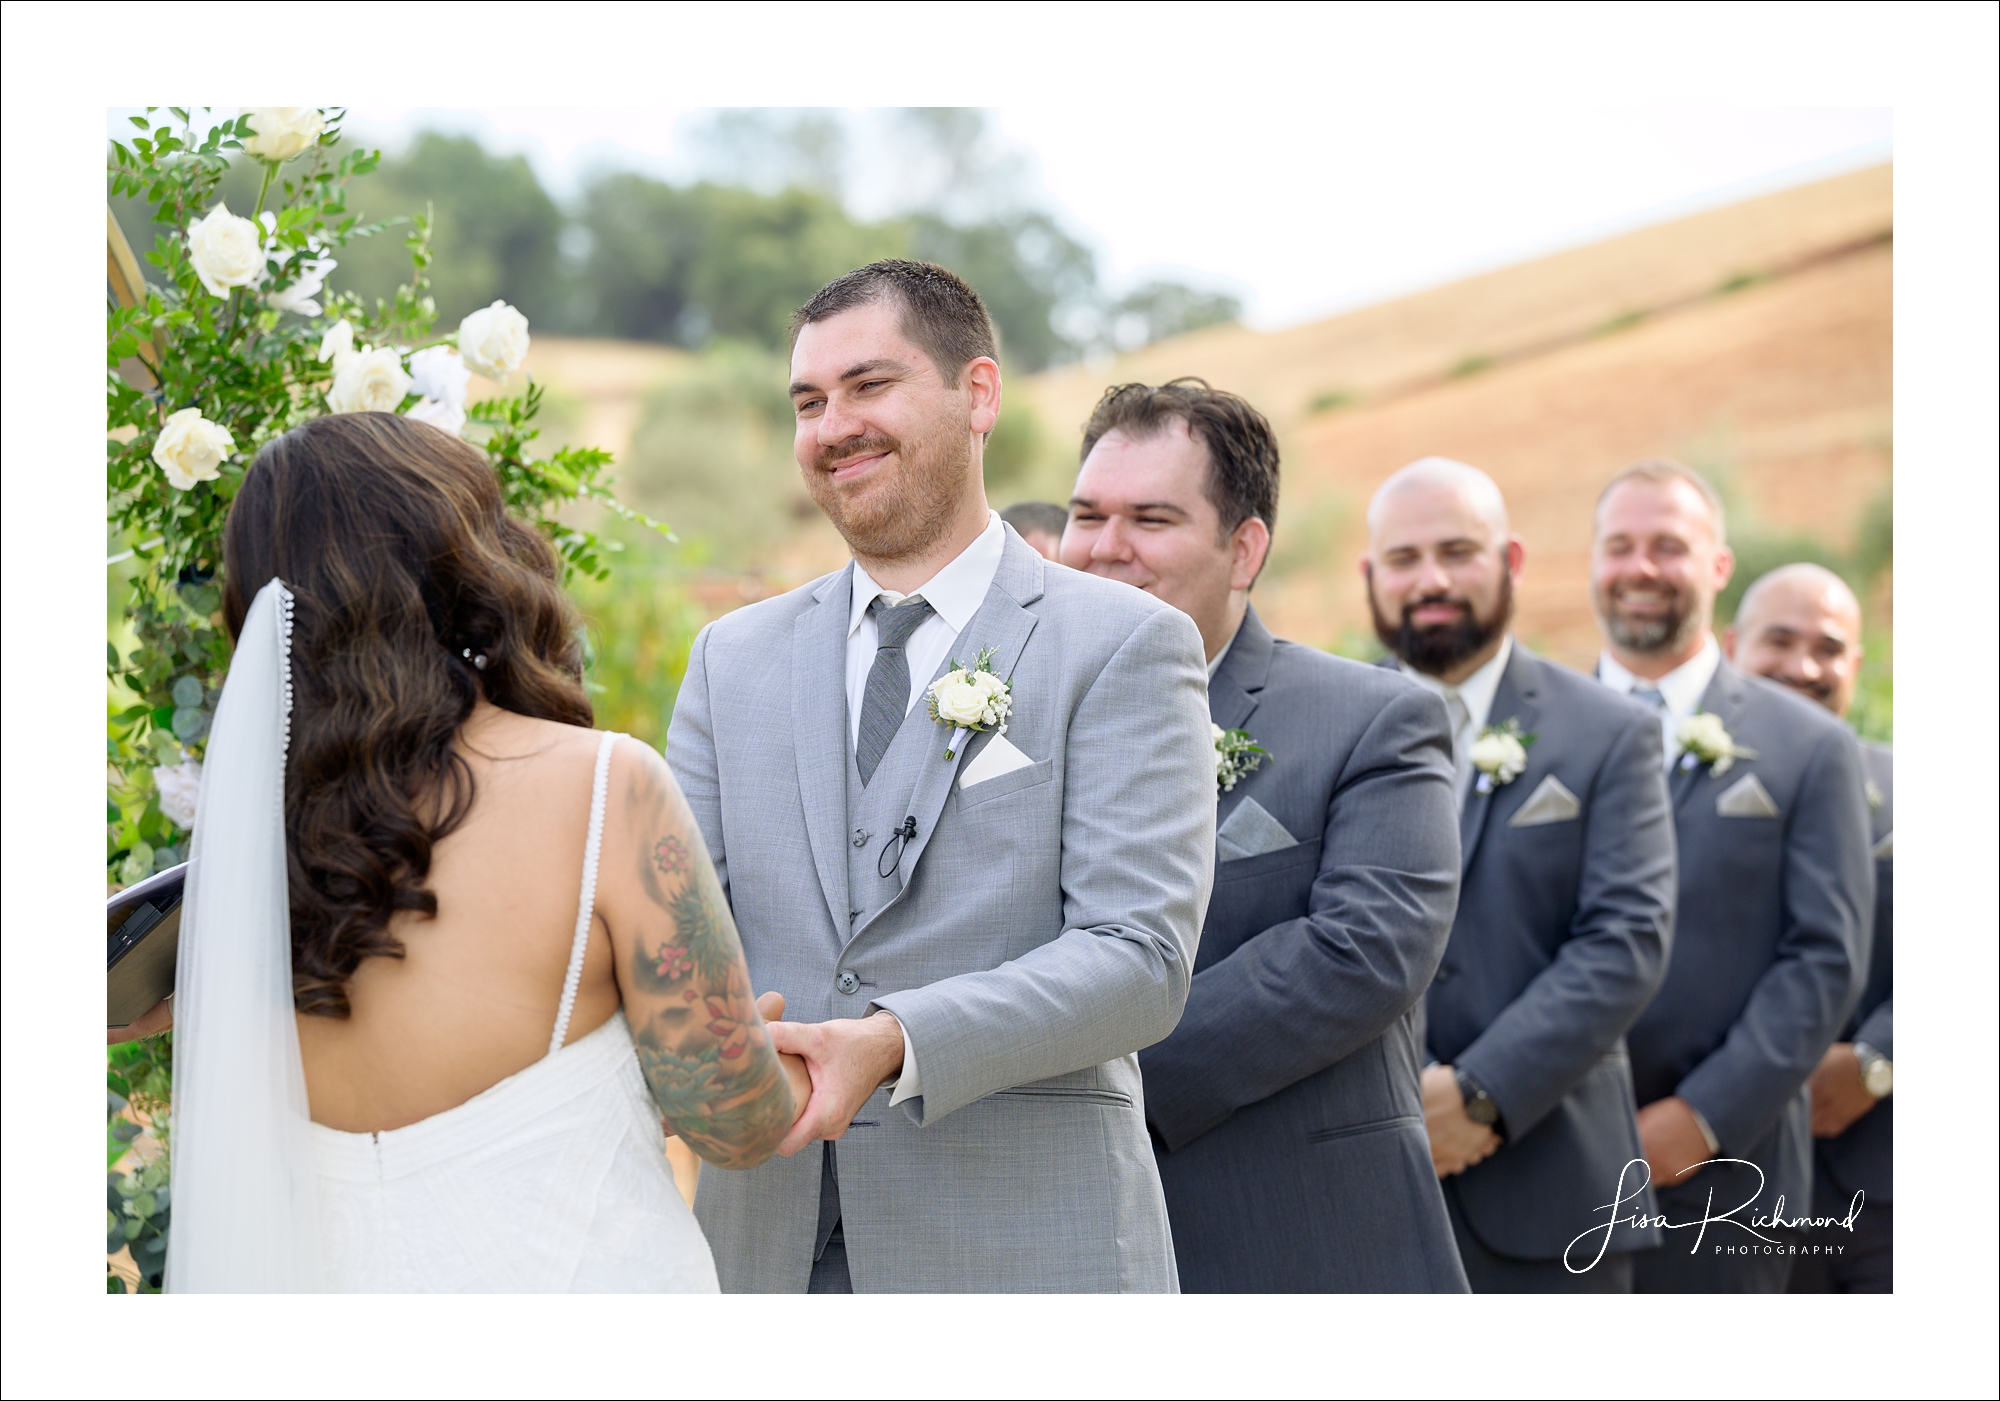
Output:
[164,579,324,1292]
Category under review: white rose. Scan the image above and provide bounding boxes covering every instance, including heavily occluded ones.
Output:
[266,254,336,316]
[406,396,467,436]
[154,759,203,830]
[317,318,355,366]
[151,407,235,490]
[326,344,412,414]
[1677,713,1727,755]
[1470,730,1527,782]
[1212,723,1230,780]
[407,345,472,409]
[457,300,530,381]
[242,108,324,163]
[930,676,990,728]
[966,669,1008,699]
[186,200,266,297]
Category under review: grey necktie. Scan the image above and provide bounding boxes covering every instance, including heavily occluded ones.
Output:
[1632,685,1667,710]
[856,595,935,785]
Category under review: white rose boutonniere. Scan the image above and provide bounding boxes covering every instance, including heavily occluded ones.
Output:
[926,646,1012,759]
[242,107,325,163]
[186,200,266,297]
[1470,717,1535,794]
[1676,711,1757,776]
[1213,725,1268,793]
[151,407,236,490]
[458,300,531,381]
[326,344,413,414]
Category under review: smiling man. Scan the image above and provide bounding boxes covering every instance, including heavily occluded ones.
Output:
[667,262,1215,1293]
[1726,564,1894,1294]
[1063,380,1468,1293]
[1590,461,1873,1294]
[1365,457,1675,1293]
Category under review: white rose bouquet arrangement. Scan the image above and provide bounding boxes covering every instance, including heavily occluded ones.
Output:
[106,106,668,1294]
[926,647,1013,759]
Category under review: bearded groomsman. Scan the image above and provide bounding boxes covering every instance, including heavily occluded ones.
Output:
[1591,462,1873,1293]
[1063,380,1468,1293]
[1724,564,1893,1294]
[1364,458,1676,1292]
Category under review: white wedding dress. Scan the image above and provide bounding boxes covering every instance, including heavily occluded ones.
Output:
[167,586,718,1292]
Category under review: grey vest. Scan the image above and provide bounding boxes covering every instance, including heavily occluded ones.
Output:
[844,701,939,945]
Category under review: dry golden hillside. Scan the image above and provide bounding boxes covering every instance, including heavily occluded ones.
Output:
[516,164,1892,664]
[1008,164,1892,668]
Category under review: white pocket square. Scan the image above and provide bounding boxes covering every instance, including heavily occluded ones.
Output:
[960,733,1035,789]
[1217,796,1298,861]
[1716,772,1780,818]
[1507,774,1581,827]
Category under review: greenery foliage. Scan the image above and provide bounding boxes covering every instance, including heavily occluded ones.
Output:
[105,107,648,1290]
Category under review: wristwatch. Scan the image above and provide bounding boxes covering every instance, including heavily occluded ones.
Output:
[1854,1042,1893,1099]
[1454,1068,1504,1138]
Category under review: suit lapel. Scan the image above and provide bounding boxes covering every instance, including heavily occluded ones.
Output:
[855,535,1046,936]
[792,567,854,938]
[1458,645,1540,874]
[1208,606,1274,734]
[1675,660,1748,812]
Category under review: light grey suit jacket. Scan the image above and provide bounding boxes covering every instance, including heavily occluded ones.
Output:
[667,530,1216,1292]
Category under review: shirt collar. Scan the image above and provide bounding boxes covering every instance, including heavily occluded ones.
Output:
[1206,619,1244,680]
[848,510,1006,638]
[1598,633,1721,718]
[1399,634,1514,733]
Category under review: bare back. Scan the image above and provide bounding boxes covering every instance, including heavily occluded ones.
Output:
[297,704,794,1167]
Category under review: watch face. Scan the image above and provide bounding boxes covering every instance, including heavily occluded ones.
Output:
[1863,1059,1893,1098]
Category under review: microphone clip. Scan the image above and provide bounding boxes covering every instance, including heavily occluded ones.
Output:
[878,815,918,878]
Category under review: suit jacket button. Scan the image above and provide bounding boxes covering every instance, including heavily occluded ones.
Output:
[1434,966,1454,983]
[835,970,861,995]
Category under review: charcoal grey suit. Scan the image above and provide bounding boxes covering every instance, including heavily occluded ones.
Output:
[1141,608,1469,1292]
[1422,645,1676,1291]
[668,530,1216,1292]
[1792,739,1893,1293]
[1619,660,1875,1293]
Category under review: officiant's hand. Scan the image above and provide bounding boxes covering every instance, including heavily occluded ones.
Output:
[108,995,173,1045]
[755,992,814,1129]
[1422,1064,1500,1177]
[766,1011,905,1157]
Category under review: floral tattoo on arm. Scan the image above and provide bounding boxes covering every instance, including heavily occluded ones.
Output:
[627,772,792,1168]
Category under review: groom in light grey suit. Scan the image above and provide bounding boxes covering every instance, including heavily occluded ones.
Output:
[667,261,1215,1292]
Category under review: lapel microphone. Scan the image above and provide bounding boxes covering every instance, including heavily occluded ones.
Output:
[878,816,918,879]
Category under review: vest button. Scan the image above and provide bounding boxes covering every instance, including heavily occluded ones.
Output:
[835,970,861,995]
[852,828,869,848]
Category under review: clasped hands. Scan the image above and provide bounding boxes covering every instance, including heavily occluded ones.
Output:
[1420,1064,1501,1178]
[754,992,904,1158]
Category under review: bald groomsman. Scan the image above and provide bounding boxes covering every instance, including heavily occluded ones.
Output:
[1366,458,1676,1292]
[1591,462,1873,1293]
[1725,564,1893,1294]
[1063,381,1468,1292]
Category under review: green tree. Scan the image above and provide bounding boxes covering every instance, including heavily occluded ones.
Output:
[334,132,566,328]
[573,176,903,348]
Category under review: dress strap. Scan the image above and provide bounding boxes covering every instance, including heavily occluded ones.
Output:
[550,731,622,1057]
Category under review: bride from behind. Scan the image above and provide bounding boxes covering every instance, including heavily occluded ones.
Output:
[158,411,801,1292]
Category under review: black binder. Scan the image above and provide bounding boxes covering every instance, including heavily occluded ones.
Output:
[108,863,186,1027]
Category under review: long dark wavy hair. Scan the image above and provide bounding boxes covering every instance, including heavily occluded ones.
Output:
[223,412,592,1016]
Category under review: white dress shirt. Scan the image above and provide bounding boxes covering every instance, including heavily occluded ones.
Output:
[843,510,1007,1105]
[1399,635,1514,806]
[1598,634,1722,769]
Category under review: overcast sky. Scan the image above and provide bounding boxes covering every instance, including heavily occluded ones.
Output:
[148,105,1890,332]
